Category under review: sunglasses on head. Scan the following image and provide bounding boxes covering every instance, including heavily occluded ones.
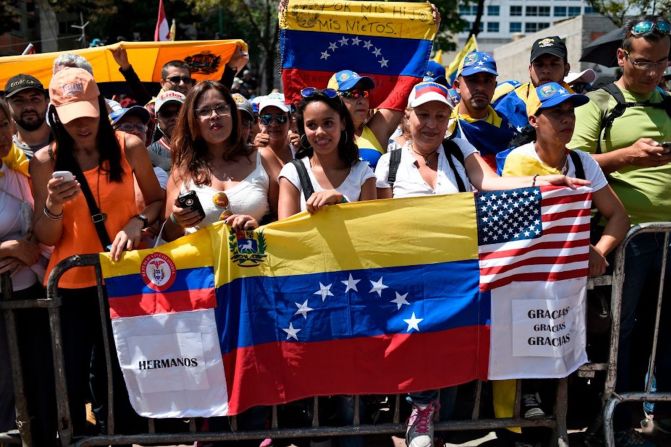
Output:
[259,113,288,125]
[165,75,194,85]
[339,89,370,99]
[300,87,338,99]
[630,19,671,36]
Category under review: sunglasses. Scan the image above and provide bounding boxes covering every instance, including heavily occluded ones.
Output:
[630,19,671,36]
[165,75,194,85]
[117,122,147,133]
[157,108,180,119]
[339,89,369,99]
[300,87,338,99]
[259,114,288,125]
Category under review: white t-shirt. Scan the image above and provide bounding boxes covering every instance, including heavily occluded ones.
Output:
[279,157,375,211]
[507,143,608,192]
[375,139,478,198]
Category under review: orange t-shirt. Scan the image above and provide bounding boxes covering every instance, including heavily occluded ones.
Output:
[45,133,137,289]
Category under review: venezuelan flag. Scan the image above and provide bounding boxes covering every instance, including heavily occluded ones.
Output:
[0,40,246,89]
[279,0,438,109]
[101,193,489,417]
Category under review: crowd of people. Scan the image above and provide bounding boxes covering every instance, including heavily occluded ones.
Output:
[0,11,670,447]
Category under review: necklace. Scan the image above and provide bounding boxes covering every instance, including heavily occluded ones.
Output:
[411,147,439,166]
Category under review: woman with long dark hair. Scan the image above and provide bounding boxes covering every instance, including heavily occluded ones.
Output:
[162,81,278,241]
[30,68,164,437]
[278,88,376,218]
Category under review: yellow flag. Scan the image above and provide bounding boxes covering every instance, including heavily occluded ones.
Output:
[432,49,443,64]
[446,35,478,83]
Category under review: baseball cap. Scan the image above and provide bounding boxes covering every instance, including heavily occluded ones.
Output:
[526,82,589,117]
[4,74,45,98]
[530,36,567,63]
[564,69,597,86]
[259,95,290,114]
[459,51,498,77]
[424,61,448,85]
[408,81,454,108]
[49,67,100,124]
[327,70,375,92]
[109,105,150,126]
[155,90,186,114]
[232,93,254,119]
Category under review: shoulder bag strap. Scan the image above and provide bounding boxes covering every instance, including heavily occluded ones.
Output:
[568,151,585,180]
[69,162,113,251]
[387,149,403,187]
[289,159,315,201]
[443,140,467,193]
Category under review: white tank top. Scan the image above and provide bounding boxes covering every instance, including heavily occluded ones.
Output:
[183,151,270,231]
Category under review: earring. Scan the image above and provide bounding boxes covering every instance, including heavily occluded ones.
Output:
[300,134,310,148]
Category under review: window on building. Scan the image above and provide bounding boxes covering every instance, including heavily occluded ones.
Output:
[487,22,500,32]
[539,22,550,30]
[526,22,539,33]
[510,5,523,16]
[584,6,593,13]
[487,5,500,16]
[462,21,471,32]
[510,22,522,33]
[568,6,582,16]
[539,6,550,16]
[458,4,471,15]
[526,6,538,16]
[554,6,567,16]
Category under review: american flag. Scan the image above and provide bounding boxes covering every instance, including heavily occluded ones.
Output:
[476,186,592,291]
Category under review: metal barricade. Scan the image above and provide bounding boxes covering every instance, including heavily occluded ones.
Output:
[4,253,573,446]
[600,223,671,447]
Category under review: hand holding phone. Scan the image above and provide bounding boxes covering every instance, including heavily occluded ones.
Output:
[176,191,206,221]
[52,170,75,182]
[661,142,671,154]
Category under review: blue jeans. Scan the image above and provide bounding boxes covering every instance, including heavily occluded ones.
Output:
[617,233,671,420]
[407,387,458,421]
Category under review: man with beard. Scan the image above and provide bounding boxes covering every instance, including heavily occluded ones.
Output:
[4,74,51,160]
[451,52,517,170]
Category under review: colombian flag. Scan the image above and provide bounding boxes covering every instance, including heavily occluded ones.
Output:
[279,0,438,109]
[0,40,246,89]
[100,194,489,417]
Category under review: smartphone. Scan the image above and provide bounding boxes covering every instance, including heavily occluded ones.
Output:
[661,142,671,154]
[176,191,206,220]
[52,170,75,182]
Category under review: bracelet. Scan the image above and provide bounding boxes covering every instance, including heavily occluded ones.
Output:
[531,174,539,187]
[170,213,178,225]
[43,206,63,220]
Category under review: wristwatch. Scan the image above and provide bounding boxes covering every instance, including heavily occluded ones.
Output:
[134,214,149,229]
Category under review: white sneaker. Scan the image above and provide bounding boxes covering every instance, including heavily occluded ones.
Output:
[522,393,545,419]
[406,401,437,447]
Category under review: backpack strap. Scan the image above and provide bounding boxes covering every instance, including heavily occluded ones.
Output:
[443,139,467,193]
[289,159,315,201]
[567,150,585,180]
[387,149,403,188]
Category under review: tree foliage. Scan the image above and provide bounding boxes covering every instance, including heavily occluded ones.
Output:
[585,0,671,26]
[0,0,20,36]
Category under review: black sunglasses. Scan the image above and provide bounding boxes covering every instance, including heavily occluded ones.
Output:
[259,114,288,125]
[158,108,180,119]
[300,87,338,99]
[165,75,194,85]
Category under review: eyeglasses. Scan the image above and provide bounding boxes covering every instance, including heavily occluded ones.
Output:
[165,75,194,85]
[339,89,369,99]
[259,114,288,125]
[571,82,590,94]
[240,115,254,128]
[117,122,147,133]
[623,50,669,71]
[300,87,338,99]
[157,108,180,119]
[195,103,231,118]
[630,19,671,36]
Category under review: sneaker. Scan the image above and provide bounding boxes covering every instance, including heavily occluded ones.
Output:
[406,401,437,447]
[614,429,656,447]
[522,393,546,419]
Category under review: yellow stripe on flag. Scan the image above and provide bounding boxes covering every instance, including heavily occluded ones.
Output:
[280,0,438,41]
[0,39,246,88]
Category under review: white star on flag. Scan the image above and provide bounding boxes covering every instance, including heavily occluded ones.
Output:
[363,40,373,50]
[314,282,334,301]
[328,42,338,51]
[341,274,360,293]
[320,51,330,60]
[369,277,388,297]
[379,57,389,68]
[372,47,382,57]
[339,36,349,46]
[390,292,410,310]
[351,36,361,45]
[403,312,423,332]
[294,300,313,319]
[283,322,301,340]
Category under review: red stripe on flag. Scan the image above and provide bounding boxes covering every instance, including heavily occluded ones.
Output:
[541,192,591,206]
[109,288,216,319]
[480,268,589,291]
[542,223,591,235]
[222,326,489,415]
[480,238,590,261]
[281,68,419,110]
[480,253,590,277]
[541,208,591,222]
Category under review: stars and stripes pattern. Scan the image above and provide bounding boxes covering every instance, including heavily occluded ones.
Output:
[476,186,592,291]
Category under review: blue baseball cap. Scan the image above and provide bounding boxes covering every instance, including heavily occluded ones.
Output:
[459,51,498,77]
[327,70,375,92]
[526,82,589,117]
[109,105,150,126]
[424,60,448,85]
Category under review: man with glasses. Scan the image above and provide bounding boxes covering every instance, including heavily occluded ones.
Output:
[569,15,671,446]
[327,69,404,169]
[147,90,186,172]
